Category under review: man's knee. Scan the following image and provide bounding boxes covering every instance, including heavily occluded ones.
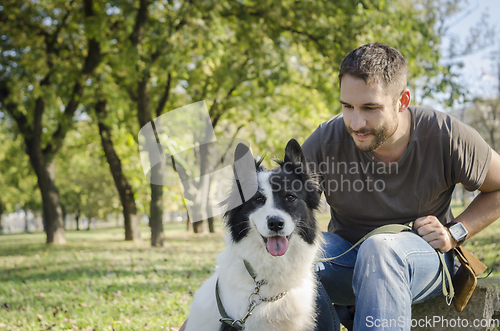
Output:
[353,234,406,282]
[357,234,403,264]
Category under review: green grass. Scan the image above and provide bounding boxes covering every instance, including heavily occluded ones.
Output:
[0,225,225,331]
[0,209,499,330]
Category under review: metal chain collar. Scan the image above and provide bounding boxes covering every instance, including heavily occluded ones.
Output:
[219,277,287,330]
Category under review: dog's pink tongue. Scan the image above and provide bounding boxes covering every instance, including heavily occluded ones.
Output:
[266,236,289,256]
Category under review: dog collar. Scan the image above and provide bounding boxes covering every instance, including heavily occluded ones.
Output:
[215,260,287,330]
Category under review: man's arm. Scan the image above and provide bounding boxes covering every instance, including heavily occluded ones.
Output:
[454,148,500,238]
[415,149,500,252]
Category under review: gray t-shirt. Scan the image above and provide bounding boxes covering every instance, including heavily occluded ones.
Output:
[302,106,492,243]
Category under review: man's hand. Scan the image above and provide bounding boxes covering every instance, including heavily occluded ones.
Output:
[414,216,457,252]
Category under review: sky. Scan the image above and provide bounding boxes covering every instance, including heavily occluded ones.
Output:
[441,0,500,101]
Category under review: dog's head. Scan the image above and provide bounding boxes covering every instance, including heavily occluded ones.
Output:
[224,139,321,257]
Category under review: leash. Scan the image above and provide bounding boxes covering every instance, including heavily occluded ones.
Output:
[315,221,455,306]
[215,260,287,330]
[215,222,456,329]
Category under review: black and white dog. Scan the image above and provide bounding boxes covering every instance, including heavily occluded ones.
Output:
[184,139,322,331]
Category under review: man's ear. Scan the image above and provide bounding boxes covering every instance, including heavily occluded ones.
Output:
[398,88,411,112]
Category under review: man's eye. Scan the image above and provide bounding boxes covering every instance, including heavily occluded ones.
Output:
[285,195,297,202]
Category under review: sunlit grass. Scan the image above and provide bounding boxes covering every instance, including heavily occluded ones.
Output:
[0,224,225,330]
[0,208,498,330]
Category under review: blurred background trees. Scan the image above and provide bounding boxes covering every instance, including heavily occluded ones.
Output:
[0,0,497,244]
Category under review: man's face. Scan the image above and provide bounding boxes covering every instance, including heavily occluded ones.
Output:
[340,75,400,152]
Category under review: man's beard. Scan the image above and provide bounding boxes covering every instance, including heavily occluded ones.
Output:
[346,118,398,152]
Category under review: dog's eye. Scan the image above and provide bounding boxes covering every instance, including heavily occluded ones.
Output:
[286,195,297,202]
[255,197,266,203]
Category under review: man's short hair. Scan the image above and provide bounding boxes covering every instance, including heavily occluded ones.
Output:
[339,43,407,100]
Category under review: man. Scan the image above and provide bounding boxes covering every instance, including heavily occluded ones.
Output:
[304,42,500,330]
[178,43,500,331]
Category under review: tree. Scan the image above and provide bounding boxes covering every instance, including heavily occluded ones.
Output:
[94,99,143,240]
[91,0,194,244]
[414,0,497,109]
[466,98,500,152]
[0,119,42,233]
[0,0,477,240]
[118,0,473,234]
[57,119,121,230]
[463,48,500,153]
[164,0,463,233]
[0,0,105,244]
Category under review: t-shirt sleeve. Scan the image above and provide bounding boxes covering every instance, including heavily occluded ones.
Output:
[451,118,492,191]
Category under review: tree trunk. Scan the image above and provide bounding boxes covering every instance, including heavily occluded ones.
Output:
[150,180,164,246]
[136,69,166,246]
[34,211,44,231]
[177,173,209,234]
[142,147,166,245]
[208,216,215,233]
[186,213,191,231]
[180,172,211,234]
[0,197,4,235]
[96,99,141,241]
[192,221,203,233]
[0,0,101,245]
[61,204,67,230]
[76,210,80,231]
[173,141,217,234]
[28,150,66,244]
[147,148,164,246]
[24,210,29,233]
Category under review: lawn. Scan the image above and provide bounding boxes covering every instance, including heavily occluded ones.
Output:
[0,208,499,331]
[0,224,225,331]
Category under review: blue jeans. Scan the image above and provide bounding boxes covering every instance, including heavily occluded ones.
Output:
[314,231,454,331]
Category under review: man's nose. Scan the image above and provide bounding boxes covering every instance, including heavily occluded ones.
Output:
[350,110,366,131]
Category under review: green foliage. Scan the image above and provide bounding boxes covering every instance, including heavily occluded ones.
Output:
[56,119,121,220]
[0,0,109,148]
[0,121,41,214]
[1,0,485,230]
[465,97,500,153]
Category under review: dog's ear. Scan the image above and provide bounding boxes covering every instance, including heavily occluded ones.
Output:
[284,138,306,168]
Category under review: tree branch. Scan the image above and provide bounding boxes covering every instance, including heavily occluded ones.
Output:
[211,84,238,129]
[129,0,150,46]
[220,124,245,164]
[155,73,172,117]
[42,0,101,159]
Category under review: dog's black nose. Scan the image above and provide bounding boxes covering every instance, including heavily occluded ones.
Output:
[267,216,285,232]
